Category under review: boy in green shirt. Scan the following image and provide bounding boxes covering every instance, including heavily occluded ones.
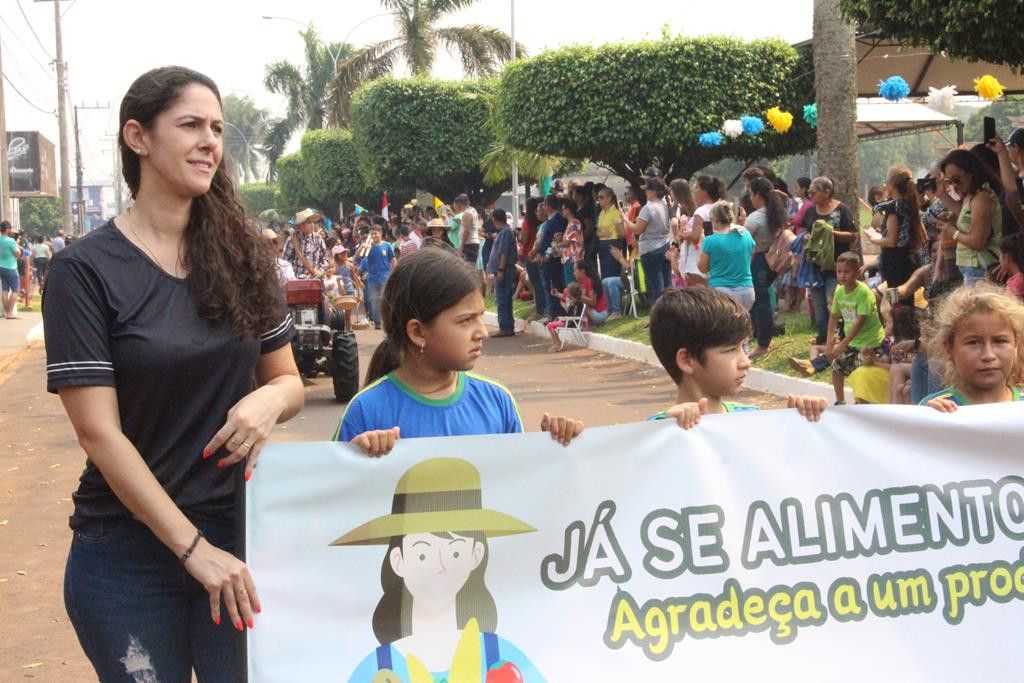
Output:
[827,252,885,405]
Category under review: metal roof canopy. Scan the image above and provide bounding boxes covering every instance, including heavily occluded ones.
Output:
[794,31,1024,97]
[853,32,1024,98]
[855,100,962,142]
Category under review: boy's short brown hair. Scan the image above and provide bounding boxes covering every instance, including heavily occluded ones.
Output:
[836,251,862,269]
[650,288,751,384]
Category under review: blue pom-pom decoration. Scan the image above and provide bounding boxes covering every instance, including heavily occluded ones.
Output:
[878,75,910,101]
[803,103,818,129]
[741,116,765,136]
[699,132,724,148]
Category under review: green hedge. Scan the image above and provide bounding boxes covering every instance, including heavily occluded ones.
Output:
[238,183,278,216]
[497,37,816,184]
[300,128,373,215]
[351,77,498,204]
[839,1,1023,68]
[275,153,313,216]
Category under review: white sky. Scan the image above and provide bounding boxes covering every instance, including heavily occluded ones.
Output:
[1,0,814,186]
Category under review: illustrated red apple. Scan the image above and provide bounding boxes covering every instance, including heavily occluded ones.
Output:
[486,661,523,683]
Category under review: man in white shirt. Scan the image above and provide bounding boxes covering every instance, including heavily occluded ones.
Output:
[453,193,479,266]
[52,229,66,254]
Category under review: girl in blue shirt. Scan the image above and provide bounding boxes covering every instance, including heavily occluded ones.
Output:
[335,246,583,454]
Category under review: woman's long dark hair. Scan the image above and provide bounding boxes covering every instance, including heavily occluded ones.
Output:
[942,148,1003,195]
[373,532,496,645]
[523,197,540,231]
[695,175,725,202]
[576,259,602,299]
[749,177,786,236]
[365,246,482,385]
[120,66,279,338]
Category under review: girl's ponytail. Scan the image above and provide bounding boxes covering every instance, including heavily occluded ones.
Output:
[364,336,402,386]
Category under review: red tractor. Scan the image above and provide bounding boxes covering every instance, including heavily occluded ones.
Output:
[284,279,359,402]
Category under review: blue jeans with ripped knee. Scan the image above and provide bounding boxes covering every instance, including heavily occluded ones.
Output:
[65,516,242,682]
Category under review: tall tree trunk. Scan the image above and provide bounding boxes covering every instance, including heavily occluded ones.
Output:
[813,0,860,238]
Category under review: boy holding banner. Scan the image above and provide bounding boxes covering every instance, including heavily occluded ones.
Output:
[648,287,827,427]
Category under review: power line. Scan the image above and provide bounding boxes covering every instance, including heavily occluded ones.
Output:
[15,0,53,60]
[3,72,55,115]
[0,16,57,81]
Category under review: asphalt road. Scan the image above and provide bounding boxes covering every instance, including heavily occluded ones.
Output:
[0,325,782,680]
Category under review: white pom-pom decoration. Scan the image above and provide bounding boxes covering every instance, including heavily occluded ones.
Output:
[926,85,958,115]
[723,119,744,139]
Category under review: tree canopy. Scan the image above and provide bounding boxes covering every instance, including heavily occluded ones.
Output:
[275,153,314,216]
[329,0,523,126]
[299,129,375,217]
[350,78,499,204]
[19,196,62,236]
[838,1,1024,68]
[263,26,355,173]
[238,183,278,216]
[222,94,271,183]
[497,37,816,187]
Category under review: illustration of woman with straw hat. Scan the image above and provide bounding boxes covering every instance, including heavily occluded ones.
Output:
[333,457,545,683]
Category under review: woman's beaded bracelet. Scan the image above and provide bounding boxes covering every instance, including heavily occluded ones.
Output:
[178,530,204,565]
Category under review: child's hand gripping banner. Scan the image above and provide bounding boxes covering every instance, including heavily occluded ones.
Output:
[246,404,1024,681]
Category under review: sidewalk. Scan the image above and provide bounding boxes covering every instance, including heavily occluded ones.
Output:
[0,310,44,378]
[484,310,854,403]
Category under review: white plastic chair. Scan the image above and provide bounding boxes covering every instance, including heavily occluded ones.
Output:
[556,303,588,350]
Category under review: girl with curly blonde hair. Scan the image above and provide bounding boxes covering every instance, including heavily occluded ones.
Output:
[921,282,1024,411]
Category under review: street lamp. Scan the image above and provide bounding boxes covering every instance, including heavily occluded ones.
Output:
[222,120,255,183]
[262,13,391,70]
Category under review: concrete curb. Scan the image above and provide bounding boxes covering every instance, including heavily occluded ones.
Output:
[484,311,853,402]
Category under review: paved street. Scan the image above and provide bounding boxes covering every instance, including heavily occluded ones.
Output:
[0,325,781,679]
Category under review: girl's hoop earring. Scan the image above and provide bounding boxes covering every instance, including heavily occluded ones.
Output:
[420,343,425,355]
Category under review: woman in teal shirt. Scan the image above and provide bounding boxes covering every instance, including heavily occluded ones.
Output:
[698,200,756,310]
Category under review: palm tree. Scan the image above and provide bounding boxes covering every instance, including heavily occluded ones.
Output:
[221,95,271,183]
[263,25,355,178]
[328,0,525,126]
[476,91,562,188]
[813,0,860,228]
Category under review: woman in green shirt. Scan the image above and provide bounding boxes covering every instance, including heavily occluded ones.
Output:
[939,149,1003,284]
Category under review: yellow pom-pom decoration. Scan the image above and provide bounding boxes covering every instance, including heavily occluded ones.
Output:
[974,75,1004,101]
[766,107,793,134]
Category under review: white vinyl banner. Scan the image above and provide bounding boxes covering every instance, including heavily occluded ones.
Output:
[247,404,1024,682]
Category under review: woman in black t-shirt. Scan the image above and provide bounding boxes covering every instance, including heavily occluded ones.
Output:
[804,176,859,344]
[868,166,927,293]
[43,67,304,681]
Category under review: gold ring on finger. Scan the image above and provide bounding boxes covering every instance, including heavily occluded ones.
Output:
[240,441,252,450]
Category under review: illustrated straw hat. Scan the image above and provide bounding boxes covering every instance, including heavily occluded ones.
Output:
[330,458,535,546]
[425,217,448,231]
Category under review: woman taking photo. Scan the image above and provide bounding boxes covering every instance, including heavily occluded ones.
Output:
[803,176,858,345]
[745,178,788,356]
[938,149,1004,284]
[685,175,727,287]
[621,177,673,302]
[43,66,305,681]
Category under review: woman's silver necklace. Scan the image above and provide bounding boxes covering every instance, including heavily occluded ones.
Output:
[125,207,185,277]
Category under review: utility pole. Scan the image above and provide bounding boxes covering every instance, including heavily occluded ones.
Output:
[73,103,108,233]
[0,24,11,223]
[50,0,73,235]
[509,0,519,230]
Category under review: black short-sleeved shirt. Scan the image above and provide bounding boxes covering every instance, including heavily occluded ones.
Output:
[42,221,295,529]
